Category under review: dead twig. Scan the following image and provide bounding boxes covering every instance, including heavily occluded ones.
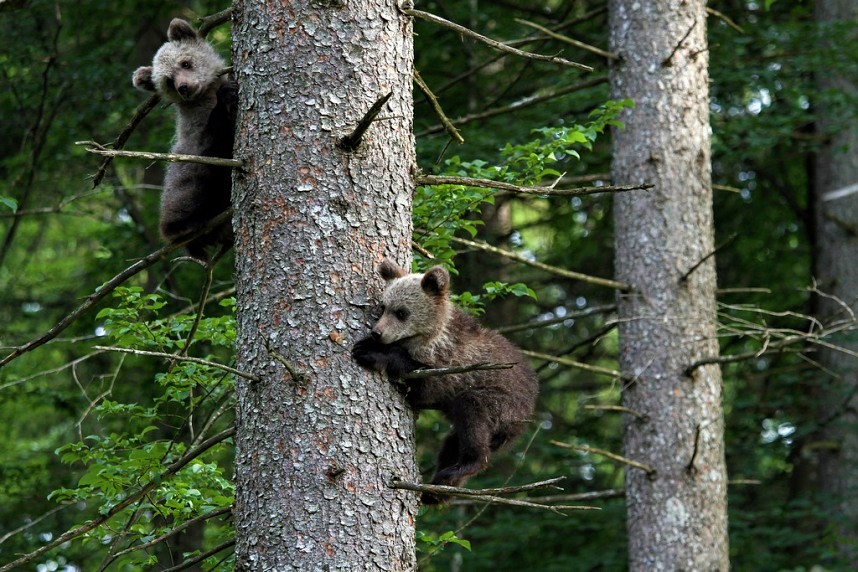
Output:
[445,235,630,291]
[552,441,657,477]
[93,346,258,382]
[77,141,243,168]
[413,71,464,144]
[515,18,618,61]
[417,174,652,198]
[0,209,233,371]
[337,92,393,152]
[403,362,515,379]
[402,8,593,71]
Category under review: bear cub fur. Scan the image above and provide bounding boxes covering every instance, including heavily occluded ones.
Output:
[133,18,237,261]
[352,259,539,504]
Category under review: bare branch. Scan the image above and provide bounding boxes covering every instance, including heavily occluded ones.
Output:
[197,7,234,37]
[515,18,619,61]
[94,346,258,382]
[0,427,235,572]
[523,488,625,504]
[403,362,515,379]
[417,77,606,137]
[263,338,307,384]
[417,174,653,198]
[337,91,393,152]
[445,235,631,291]
[552,441,657,477]
[679,233,736,283]
[705,7,745,34]
[521,349,629,380]
[413,71,464,144]
[77,141,243,168]
[402,8,593,71]
[393,476,565,496]
[496,304,616,335]
[0,502,75,546]
[584,404,649,421]
[389,479,599,514]
[662,20,697,66]
[161,539,235,572]
[0,209,233,371]
[106,506,232,564]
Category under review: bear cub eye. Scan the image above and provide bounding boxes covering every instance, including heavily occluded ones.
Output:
[394,308,409,321]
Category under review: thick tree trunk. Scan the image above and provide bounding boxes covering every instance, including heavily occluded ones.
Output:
[609,2,730,570]
[813,0,858,565]
[230,2,419,570]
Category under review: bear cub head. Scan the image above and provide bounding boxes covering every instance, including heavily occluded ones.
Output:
[132,18,226,104]
[371,260,451,349]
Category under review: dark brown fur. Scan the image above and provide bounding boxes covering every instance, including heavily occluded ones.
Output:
[352,260,539,504]
[132,19,236,261]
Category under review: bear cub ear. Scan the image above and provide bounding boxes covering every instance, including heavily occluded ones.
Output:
[421,266,450,298]
[378,259,407,282]
[168,18,199,42]
[132,67,156,92]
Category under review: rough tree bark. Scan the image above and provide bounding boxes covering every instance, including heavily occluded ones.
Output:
[609,2,730,570]
[231,2,419,570]
[813,0,858,564]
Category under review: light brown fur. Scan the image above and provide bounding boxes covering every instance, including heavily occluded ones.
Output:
[353,260,539,504]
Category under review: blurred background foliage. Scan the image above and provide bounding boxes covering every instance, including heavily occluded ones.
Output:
[0,0,856,570]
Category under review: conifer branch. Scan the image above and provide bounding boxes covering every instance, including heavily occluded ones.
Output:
[417,77,606,137]
[444,235,630,291]
[403,362,515,379]
[402,8,593,71]
[413,71,464,144]
[77,141,244,168]
[552,441,657,477]
[521,350,629,380]
[584,404,649,421]
[515,18,619,61]
[417,174,652,197]
[389,478,599,513]
[337,91,393,152]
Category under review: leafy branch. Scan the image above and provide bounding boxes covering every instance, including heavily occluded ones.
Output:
[0,427,235,572]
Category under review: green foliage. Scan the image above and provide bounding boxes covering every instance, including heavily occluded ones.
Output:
[416,529,472,554]
[0,196,17,212]
[47,288,235,567]
[2,0,857,569]
[414,99,630,267]
[452,281,537,315]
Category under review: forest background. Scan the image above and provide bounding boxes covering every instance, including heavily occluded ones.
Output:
[0,0,856,570]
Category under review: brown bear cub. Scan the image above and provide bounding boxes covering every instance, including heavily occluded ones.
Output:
[352,259,539,504]
[132,18,237,262]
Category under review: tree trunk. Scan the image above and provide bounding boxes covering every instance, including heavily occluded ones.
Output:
[609,2,730,570]
[813,0,858,564]
[230,2,419,570]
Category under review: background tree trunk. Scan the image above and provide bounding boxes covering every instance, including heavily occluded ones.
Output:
[813,0,858,564]
[231,2,419,569]
[609,2,730,569]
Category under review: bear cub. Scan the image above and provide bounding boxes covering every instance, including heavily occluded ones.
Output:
[133,18,237,262]
[352,260,539,504]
